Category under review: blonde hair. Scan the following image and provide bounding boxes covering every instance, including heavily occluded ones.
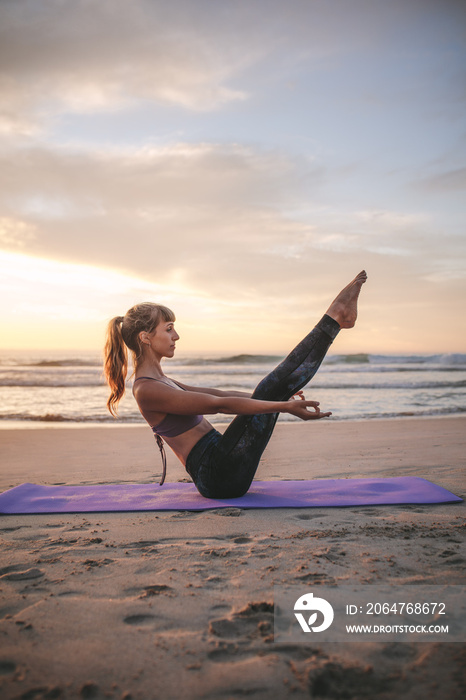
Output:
[104,302,175,416]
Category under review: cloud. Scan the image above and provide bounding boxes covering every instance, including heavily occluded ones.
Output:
[0,216,36,247]
[0,0,255,134]
[0,140,317,222]
[0,140,322,288]
[1,136,462,315]
[4,0,462,135]
[415,167,466,193]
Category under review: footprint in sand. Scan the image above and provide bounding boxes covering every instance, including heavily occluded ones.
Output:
[212,508,244,517]
[0,660,17,675]
[122,612,175,632]
[210,604,231,613]
[356,508,380,515]
[80,681,100,698]
[123,614,157,626]
[0,525,31,533]
[0,566,44,581]
[138,584,173,598]
[308,660,394,698]
[209,602,274,641]
[123,540,159,551]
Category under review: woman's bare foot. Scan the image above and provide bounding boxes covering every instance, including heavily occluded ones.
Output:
[326,270,367,328]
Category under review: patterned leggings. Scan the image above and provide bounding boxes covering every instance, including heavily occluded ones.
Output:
[185,314,340,498]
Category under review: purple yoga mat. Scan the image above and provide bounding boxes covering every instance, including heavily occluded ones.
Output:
[0,478,461,514]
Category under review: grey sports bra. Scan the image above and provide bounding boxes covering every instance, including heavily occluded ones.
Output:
[133,376,203,437]
[133,376,203,486]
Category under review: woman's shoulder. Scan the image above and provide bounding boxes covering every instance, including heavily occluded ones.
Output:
[132,376,159,398]
[133,375,181,396]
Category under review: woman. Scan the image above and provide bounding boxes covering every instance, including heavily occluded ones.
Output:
[104,271,367,498]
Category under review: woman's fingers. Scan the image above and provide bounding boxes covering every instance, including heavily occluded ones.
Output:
[302,400,320,410]
[288,400,331,420]
[290,391,306,401]
[304,408,332,420]
[288,397,319,407]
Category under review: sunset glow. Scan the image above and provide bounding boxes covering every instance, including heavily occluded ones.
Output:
[1,1,465,355]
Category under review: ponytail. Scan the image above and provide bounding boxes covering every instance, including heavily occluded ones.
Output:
[104,316,127,416]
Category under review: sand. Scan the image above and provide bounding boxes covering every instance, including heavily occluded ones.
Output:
[0,416,465,699]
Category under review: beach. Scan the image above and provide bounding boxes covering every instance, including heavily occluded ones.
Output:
[0,416,465,699]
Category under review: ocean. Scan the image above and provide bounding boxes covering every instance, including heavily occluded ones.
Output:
[0,350,465,428]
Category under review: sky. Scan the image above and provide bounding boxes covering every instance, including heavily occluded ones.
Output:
[0,0,465,355]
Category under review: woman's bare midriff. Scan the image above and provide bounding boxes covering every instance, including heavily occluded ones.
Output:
[153,417,214,466]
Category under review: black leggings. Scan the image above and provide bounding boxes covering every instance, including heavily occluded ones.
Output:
[185,314,340,498]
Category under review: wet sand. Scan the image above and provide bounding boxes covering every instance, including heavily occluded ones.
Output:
[0,417,465,699]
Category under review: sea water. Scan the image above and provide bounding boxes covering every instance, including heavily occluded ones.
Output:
[0,350,465,427]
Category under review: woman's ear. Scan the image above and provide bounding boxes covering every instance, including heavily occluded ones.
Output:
[139,331,150,346]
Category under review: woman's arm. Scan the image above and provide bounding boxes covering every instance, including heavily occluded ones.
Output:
[176,382,305,401]
[135,382,330,421]
[174,381,251,398]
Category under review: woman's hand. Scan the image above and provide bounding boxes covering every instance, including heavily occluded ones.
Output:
[286,396,332,421]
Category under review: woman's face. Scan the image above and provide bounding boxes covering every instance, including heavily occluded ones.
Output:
[148,319,180,358]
